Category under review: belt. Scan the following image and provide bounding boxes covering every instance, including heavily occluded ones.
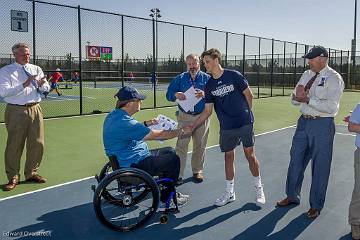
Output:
[9,102,39,107]
[302,114,320,120]
[187,112,201,116]
[179,109,201,116]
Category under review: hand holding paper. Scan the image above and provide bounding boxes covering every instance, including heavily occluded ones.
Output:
[176,86,202,112]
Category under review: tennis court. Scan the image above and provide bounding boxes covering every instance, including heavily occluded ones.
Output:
[0,92,359,239]
[0,125,355,239]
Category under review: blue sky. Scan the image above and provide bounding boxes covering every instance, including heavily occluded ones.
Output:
[40,0,356,51]
[0,0,356,59]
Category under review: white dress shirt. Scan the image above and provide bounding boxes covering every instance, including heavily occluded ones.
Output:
[291,65,344,117]
[0,62,50,105]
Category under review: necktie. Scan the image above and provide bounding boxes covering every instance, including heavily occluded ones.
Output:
[304,72,319,90]
[23,66,42,93]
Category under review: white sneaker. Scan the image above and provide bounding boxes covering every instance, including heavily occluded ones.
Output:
[214,191,236,206]
[159,192,189,210]
[177,191,189,199]
[176,191,190,207]
[255,185,266,204]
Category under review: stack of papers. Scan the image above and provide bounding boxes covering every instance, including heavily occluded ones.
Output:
[175,86,202,112]
[149,114,178,131]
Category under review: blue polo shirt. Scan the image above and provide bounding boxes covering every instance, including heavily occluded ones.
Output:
[204,69,254,130]
[350,103,360,148]
[103,109,151,167]
[166,71,210,114]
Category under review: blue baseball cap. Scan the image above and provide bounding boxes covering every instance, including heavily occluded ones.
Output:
[114,86,146,101]
[303,46,328,59]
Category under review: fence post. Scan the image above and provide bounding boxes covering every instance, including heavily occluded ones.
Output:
[340,50,343,84]
[121,15,124,87]
[225,32,228,67]
[32,0,36,65]
[283,41,286,96]
[152,18,156,108]
[242,34,246,75]
[204,27,207,51]
[77,5,83,115]
[348,50,351,87]
[303,45,308,73]
[181,25,185,72]
[270,38,274,97]
[294,42,297,87]
[257,37,260,98]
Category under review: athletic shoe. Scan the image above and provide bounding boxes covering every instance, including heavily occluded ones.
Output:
[176,192,189,207]
[158,192,189,210]
[177,191,189,199]
[214,191,236,206]
[255,185,266,204]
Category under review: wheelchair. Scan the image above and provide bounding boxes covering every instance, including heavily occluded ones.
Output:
[91,156,180,232]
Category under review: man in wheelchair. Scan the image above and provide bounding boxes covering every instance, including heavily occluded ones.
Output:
[103,86,192,208]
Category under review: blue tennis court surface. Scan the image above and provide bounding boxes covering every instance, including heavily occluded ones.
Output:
[0,126,355,239]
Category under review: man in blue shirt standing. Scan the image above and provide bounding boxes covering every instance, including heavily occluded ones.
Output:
[345,104,360,240]
[192,48,265,206]
[103,86,191,205]
[166,54,210,184]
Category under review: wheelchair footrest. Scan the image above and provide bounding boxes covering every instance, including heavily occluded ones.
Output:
[159,208,179,214]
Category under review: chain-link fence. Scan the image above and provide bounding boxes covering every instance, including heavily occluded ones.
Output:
[0,0,351,121]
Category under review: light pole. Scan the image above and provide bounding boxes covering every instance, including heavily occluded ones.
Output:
[149,8,161,108]
[150,8,161,66]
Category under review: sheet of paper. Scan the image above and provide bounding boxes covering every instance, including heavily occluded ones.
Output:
[149,114,178,131]
[175,86,202,112]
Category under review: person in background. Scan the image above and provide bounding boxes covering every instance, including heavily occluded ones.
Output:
[72,71,80,83]
[48,68,63,97]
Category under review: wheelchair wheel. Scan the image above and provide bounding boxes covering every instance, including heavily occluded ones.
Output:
[93,168,160,232]
[99,162,112,181]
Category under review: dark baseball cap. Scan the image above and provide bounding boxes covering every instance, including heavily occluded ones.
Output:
[114,86,146,101]
[303,46,328,59]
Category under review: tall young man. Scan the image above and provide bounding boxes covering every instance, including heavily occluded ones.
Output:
[192,48,265,206]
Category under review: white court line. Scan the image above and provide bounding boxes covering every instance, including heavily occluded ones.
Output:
[0,124,296,202]
[0,177,93,202]
[336,132,356,137]
[0,124,354,202]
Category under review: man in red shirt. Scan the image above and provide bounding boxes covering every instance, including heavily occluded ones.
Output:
[48,68,63,96]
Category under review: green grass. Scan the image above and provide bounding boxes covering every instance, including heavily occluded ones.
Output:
[0,84,292,121]
[0,91,358,199]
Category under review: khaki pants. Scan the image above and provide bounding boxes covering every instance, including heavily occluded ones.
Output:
[176,110,210,178]
[349,148,360,225]
[4,104,44,180]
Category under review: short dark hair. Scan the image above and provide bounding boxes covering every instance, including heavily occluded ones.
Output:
[201,48,221,62]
